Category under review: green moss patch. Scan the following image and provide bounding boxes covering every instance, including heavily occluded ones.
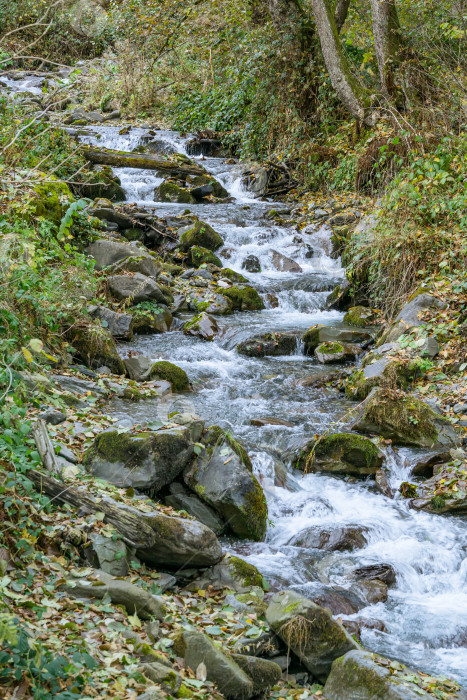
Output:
[149,361,190,391]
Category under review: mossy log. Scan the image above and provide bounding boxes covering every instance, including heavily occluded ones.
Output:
[81,147,206,176]
[26,469,156,549]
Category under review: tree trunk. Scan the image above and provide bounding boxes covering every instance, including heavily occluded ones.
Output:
[334,0,351,33]
[309,0,374,125]
[81,147,206,176]
[370,0,403,97]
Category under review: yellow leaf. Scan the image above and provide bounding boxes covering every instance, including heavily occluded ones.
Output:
[22,347,33,363]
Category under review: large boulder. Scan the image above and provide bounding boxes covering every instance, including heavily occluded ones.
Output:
[74,165,125,201]
[352,388,459,447]
[385,292,446,343]
[178,221,224,252]
[66,323,125,374]
[271,250,302,273]
[323,650,465,699]
[173,630,254,699]
[345,355,422,400]
[265,590,358,682]
[187,289,233,315]
[108,273,166,304]
[294,433,383,477]
[183,313,219,341]
[237,333,297,357]
[221,286,265,311]
[187,173,229,199]
[60,569,165,620]
[184,427,268,541]
[230,655,282,695]
[83,426,195,492]
[302,326,372,355]
[149,361,190,391]
[87,240,155,271]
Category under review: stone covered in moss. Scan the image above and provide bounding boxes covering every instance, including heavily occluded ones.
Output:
[179,220,224,252]
[344,305,382,327]
[189,245,222,268]
[66,323,125,375]
[193,553,264,593]
[302,325,372,355]
[220,268,249,283]
[323,650,462,699]
[129,306,173,334]
[345,356,422,400]
[82,427,194,492]
[294,433,383,478]
[266,589,358,682]
[352,388,459,447]
[155,181,196,204]
[74,166,125,201]
[403,462,467,515]
[221,285,265,311]
[149,361,190,391]
[184,426,267,541]
[140,662,182,695]
[315,341,361,364]
[188,173,229,198]
[183,312,219,341]
[229,654,282,695]
[237,333,297,357]
[31,173,72,225]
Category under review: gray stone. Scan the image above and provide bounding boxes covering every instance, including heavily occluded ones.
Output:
[108,273,166,304]
[229,654,282,695]
[56,444,77,464]
[39,411,66,425]
[323,650,437,699]
[237,333,297,358]
[314,208,328,219]
[140,662,182,694]
[386,293,447,342]
[165,492,225,534]
[183,312,219,341]
[124,356,153,382]
[61,569,165,620]
[87,239,156,271]
[187,289,232,315]
[303,326,372,354]
[91,306,134,341]
[184,427,267,541]
[190,553,263,593]
[271,250,302,273]
[89,533,129,576]
[83,427,194,492]
[265,589,358,682]
[242,255,261,273]
[328,212,356,227]
[52,374,107,396]
[287,524,368,551]
[174,630,254,699]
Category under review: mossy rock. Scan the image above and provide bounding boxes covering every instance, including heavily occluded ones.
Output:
[344,306,382,328]
[155,181,196,204]
[189,174,228,198]
[302,325,371,355]
[294,433,383,477]
[73,168,125,202]
[221,268,249,283]
[228,556,263,588]
[129,306,173,334]
[229,654,282,695]
[161,262,184,276]
[189,245,222,268]
[30,173,73,225]
[345,357,421,401]
[221,286,265,311]
[149,361,190,391]
[352,388,459,447]
[179,221,224,252]
[66,323,125,375]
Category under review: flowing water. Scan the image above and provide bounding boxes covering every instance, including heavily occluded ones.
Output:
[79,126,467,685]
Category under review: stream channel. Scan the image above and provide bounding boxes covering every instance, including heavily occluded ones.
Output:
[79,126,467,686]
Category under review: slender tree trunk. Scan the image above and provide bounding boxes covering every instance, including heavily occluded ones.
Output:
[309,0,374,124]
[334,0,351,33]
[370,0,403,97]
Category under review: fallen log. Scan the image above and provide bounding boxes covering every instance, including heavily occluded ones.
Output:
[26,469,156,550]
[81,146,206,177]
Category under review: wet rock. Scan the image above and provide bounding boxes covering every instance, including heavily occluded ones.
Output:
[294,433,383,478]
[351,579,388,605]
[149,360,190,391]
[183,312,219,341]
[188,289,233,315]
[173,630,254,699]
[288,524,368,551]
[310,586,366,615]
[352,563,397,587]
[83,427,194,492]
[351,388,459,447]
[242,255,261,273]
[265,589,358,682]
[178,220,224,252]
[315,341,362,363]
[140,662,182,694]
[75,166,125,201]
[411,451,450,478]
[237,333,297,357]
[344,306,382,327]
[189,553,264,593]
[405,462,467,515]
[221,268,249,284]
[323,650,447,699]
[190,183,214,199]
[61,569,165,620]
[89,533,129,576]
[271,249,302,273]
[229,654,282,695]
[107,273,166,304]
[242,166,269,197]
[342,618,387,641]
[123,356,152,382]
[302,325,372,354]
[90,306,134,341]
[326,280,353,311]
[155,181,196,204]
[251,417,294,427]
[165,488,224,534]
[188,245,222,267]
[187,173,228,199]
[385,293,447,343]
[184,426,268,541]
[221,285,265,311]
[375,468,395,497]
